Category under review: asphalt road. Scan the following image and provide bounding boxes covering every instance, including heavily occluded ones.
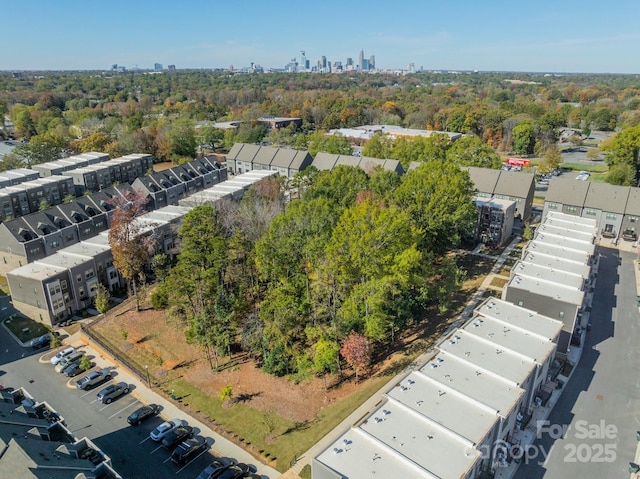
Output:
[0,309,224,479]
[514,248,640,478]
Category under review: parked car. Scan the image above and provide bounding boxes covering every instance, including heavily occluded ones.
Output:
[170,437,208,465]
[162,425,194,449]
[50,346,75,365]
[30,332,58,350]
[63,362,85,377]
[197,458,237,479]
[96,382,129,404]
[216,465,247,479]
[54,351,84,373]
[150,418,185,441]
[76,369,112,390]
[127,403,160,425]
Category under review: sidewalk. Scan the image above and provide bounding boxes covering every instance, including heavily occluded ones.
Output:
[52,331,280,479]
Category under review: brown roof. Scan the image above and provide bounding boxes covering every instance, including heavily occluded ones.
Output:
[494,171,535,198]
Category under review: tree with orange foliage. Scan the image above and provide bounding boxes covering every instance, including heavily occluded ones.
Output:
[340,331,371,383]
[108,190,154,311]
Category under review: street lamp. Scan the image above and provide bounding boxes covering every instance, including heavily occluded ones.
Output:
[145,365,150,388]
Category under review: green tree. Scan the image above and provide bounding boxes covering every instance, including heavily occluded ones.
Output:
[512,122,536,155]
[361,132,393,159]
[605,163,636,186]
[539,145,562,174]
[303,165,369,208]
[393,162,477,254]
[445,135,502,169]
[94,283,110,314]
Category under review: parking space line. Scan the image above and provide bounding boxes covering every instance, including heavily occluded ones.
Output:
[163,456,172,464]
[151,443,165,454]
[108,399,139,419]
[98,402,112,411]
[139,436,152,445]
[176,448,209,474]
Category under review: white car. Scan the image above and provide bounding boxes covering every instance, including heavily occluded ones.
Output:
[150,418,185,441]
[50,347,75,365]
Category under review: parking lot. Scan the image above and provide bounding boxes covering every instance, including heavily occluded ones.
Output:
[0,328,275,479]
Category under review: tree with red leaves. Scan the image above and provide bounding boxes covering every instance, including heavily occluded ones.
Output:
[340,331,371,384]
[108,190,154,311]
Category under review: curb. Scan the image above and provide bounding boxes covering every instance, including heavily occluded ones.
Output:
[1,318,30,348]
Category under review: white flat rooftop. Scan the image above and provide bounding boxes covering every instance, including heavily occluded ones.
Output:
[386,371,498,445]
[474,298,564,341]
[512,260,585,288]
[533,231,595,256]
[526,240,590,264]
[7,262,67,281]
[438,329,537,386]
[521,251,591,277]
[419,351,524,416]
[545,211,597,228]
[37,252,94,270]
[316,402,480,479]
[507,274,585,306]
[536,223,594,242]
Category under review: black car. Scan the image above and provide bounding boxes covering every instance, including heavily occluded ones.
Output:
[216,465,246,479]
[197,458,237,479]
[30,332,58,349]
[127,403,160,426]
[63,362,85,377]
[162,425,194,449]
[170,437,207,465]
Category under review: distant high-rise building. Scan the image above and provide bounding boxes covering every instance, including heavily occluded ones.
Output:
[167,65,176,71]
[408,63,415,73]
[369,55,375,70]
[154,63,163,71]
[300,50,307,71]
[358,49,364,71]
[346,57,353,66]
[321,55,327,69]
[362,59,369,71]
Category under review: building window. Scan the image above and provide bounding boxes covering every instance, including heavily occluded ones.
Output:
[630,216,638,223]
[585,209,597,216]
[606,213,617,220]
[548,203,559,210]
[559,311,565,318]
[517,300,524,307]
[51,240,60,248]
[61,280,67,290]
[85,269,94,279]
[77,274,82,283]
[567,206,577,213]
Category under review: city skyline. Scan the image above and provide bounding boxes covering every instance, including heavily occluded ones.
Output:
[3,0,640,74]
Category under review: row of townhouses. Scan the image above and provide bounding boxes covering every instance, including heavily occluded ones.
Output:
[313,210,598,479]
[543,176,640,243]
[6,170,276,326]
[0,153,153,222]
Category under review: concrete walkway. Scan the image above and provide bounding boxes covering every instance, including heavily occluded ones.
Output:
[285,236,524,477]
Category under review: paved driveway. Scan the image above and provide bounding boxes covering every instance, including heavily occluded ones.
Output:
[515,248,640,478]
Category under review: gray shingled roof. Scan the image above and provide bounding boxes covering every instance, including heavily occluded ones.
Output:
[270,149,295,168]
[289,151,313,170]
[235,143,261,162]
[226,143,244,159]
[333,155,359,168]
[252,146,278,167]
[466,167,500,195]
[625,188,640,216]
[584,182,629,214]
[545,177,590,207]
[311,152,340,170]
[494,171,534,197]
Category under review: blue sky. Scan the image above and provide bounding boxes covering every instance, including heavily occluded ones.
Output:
[4,0,640,73]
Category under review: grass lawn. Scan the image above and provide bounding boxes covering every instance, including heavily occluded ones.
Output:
[490,277,509,289]
[4,316,51,342]
[560,162,608,173]
[0,276,9,296]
